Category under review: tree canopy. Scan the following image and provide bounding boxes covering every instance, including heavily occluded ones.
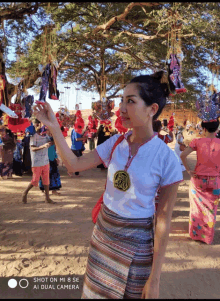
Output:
[2,2,220,110]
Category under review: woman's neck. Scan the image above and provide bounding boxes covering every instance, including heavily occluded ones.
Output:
[129,126,154,144]
[205,132,217,138]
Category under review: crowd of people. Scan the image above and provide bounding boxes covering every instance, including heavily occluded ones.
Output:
[1,69,220,298]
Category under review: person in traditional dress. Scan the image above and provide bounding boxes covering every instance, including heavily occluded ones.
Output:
[39,128,62,195]
[96,124,111,170]
[13,134,23,177]
[153,119,173,144]
[174,126,186,171]
[0,126,16,179]
[181,110,220,244]
[33,70,183,299]
[153,119,174,211]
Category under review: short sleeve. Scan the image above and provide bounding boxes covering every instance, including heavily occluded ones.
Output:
[95,134,121,168]
[164,134,172,144]
[76,132,81,139]
[160,149,183,187]
[30,135,36,146]
[189,138,197,151]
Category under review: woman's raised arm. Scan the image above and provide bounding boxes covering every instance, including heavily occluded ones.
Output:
[33,102,102,173]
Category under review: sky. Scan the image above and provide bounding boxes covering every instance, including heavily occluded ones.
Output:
[10,75,122,113]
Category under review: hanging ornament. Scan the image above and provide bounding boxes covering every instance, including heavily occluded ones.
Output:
[100,119,113,136]
[0,75,18,118]
[36,63,59,105]
[167,114,174,131]
[74,110,85,134]
[88,115,98,133]
[0,101,18,118]
[167,54,187,95]
[114,109,128,134]
[48,64,59,100]
[166,10,187,96]
[92,97,114,121]
[21,95,34,118]
[55,106,70,136]
[7,103,31,133]
[196,90,220,122]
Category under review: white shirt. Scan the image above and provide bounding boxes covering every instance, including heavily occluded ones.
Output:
[30,133,50,167]
[96,130,183,219]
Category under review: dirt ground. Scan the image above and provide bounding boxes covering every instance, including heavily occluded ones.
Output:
[0,131,220,299]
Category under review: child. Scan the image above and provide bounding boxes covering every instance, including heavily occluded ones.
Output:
[21,119,56,204]
[39,128,62,195]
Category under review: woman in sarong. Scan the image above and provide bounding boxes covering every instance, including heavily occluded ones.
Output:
[33,71,183,299]
[39,128,62,195]
[0,127,16,179]
[174,126,187,171]
[181,119,220,244]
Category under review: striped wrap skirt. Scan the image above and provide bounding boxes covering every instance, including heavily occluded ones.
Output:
[81,204,154,299]
[189,175,220,244]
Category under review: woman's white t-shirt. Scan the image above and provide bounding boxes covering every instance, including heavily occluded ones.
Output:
[96,131,183,219]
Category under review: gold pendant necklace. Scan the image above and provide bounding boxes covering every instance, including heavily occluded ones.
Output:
[113,170,131,191]
[113,133,157,192]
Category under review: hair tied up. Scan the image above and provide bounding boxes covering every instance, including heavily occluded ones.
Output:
[150,70,176,96]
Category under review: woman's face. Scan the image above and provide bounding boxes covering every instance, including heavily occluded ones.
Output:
[120,83,158,129]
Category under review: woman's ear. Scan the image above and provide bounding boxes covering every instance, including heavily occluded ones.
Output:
[150,103,159,117]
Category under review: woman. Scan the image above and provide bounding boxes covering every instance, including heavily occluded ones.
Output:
[13,134,23,177]
[153,119,173,144]
[33,71,183,299]
[96,124,111,170]
[39,128,62,195]
[181,119,220,245]
[0,127,16,179]
[174,126,186,171]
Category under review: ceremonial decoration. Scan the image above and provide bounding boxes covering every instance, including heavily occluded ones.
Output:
[167,54,187,95]
[113,170,131,192]
[100,119,113,136]
[7,103,31,133]
[196,91,220,122]
[114,109,128,134]
[55,106,71,137]
[88,115,98,133]
[0,75,18,118]
[92,97,114,121]
[74,110,84,135]
[166,10,187,95]
[37,62,59,105]
[91,60,115,121]
[0,101,18,118]
[0,75,6,104]
[167,114,174,131]
[21,95,34,118]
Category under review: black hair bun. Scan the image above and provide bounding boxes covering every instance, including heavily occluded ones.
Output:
[150,70,175,97]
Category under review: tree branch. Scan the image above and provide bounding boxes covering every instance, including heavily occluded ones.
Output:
[92,2,161,34]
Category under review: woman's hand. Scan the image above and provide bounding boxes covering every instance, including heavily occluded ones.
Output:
[33,102,58,129]
[141,277,159,299]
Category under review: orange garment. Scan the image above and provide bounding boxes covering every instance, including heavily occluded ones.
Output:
[31,164,50,186]
[189,138,220,176]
